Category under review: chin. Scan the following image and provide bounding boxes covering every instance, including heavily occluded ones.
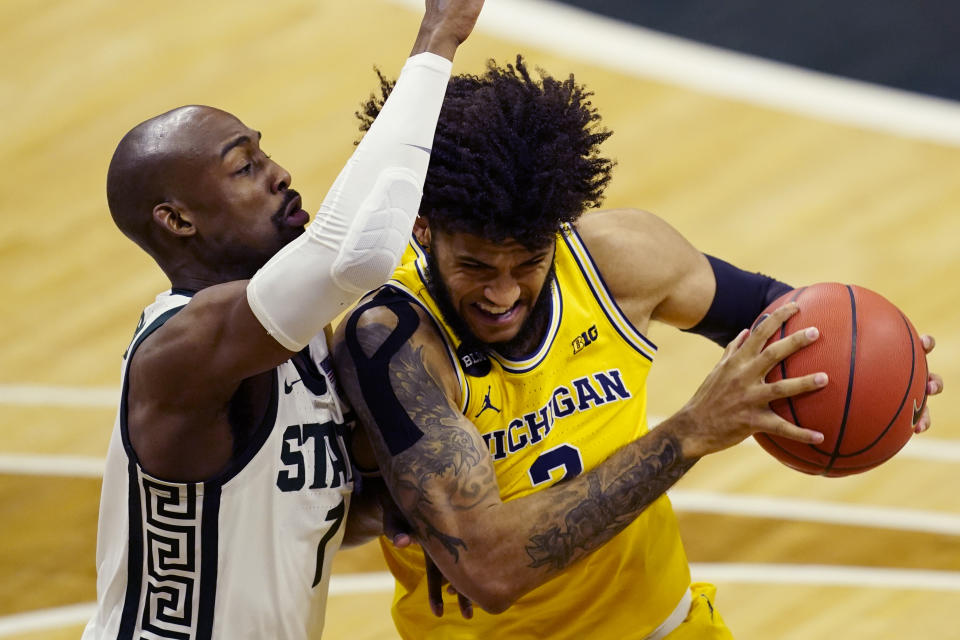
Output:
[470,321,522,346]
[479,331,517,346]
[279,225,306,244]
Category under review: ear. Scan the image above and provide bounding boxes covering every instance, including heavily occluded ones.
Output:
[412,216,431,250]
[153,202,196,238]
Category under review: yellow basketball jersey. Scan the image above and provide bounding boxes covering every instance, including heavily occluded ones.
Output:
[383,225,690,639]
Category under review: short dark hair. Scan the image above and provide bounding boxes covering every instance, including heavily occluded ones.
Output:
[357,56,614,248]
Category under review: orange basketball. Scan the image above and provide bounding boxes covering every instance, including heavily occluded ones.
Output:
[753,282,928,477]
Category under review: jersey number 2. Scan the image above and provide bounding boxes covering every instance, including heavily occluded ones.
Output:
[528,443,584,487]
[312,498,345,587]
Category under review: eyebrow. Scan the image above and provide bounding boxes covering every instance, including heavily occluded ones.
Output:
[219,130,262,159]
[456,251,549,266]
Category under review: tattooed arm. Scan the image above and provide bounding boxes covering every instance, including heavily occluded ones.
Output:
[332,293,823,612]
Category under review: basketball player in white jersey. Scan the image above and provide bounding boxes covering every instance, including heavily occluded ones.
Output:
[82,2,484,638]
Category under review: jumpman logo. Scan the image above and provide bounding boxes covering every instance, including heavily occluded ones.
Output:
[475,386,501,418]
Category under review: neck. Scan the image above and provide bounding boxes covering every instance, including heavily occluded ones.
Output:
[494,306,550,359]
[161,257,226,292]
[159,249,259,292]
[168,275,220,292]
[163,263,246,293]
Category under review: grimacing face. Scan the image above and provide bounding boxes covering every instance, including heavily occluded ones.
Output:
[425,228,555,347]
[166,108,310,278]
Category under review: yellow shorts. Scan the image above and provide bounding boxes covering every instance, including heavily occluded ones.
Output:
[664,583,734,639]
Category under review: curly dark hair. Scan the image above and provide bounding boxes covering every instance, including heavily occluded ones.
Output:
[357,55,614,248]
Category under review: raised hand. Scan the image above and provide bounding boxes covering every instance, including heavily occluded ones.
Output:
[412,0,485,59]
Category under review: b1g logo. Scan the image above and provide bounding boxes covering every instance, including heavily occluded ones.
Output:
[457,343,491,377]
[572,324,599,355]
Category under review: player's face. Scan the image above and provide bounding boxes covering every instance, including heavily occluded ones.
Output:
[430,230,555,345]
[174,109,308,278]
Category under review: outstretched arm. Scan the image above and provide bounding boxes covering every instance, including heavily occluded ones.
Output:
[129,0,484,481]
[411,0,485,59]
[246,0,485,353]
[332,295,825,613]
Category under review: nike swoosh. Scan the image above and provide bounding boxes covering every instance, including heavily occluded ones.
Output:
[912,397,926,426]
[403,143,432,154]
[284,378,301,394]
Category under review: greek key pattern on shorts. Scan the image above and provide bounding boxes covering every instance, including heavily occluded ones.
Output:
[140,478,202,639]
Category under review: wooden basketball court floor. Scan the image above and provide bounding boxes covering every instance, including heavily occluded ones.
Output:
[1,0,958,638]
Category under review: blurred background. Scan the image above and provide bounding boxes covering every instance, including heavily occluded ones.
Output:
[559,0,960,101]
[1,0,958,638]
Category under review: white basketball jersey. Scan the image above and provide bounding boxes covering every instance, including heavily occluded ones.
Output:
[83,290,353,640]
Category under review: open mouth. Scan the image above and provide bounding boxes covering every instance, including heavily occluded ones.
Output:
[471,301,522,326]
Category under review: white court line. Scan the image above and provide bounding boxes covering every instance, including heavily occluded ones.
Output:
[0,574,397,637]
[3,565,958,637]
[388,0,960,146]
[670,490,960,537]
[649,414,960,464]
[0,394,958,474]
[1,435,958,478]
[741,432,960,464]
[327,566,960,594]
[3,444,958,536]
[690,563,960,591]
[0,453,105,478]
[0,603,96,638]
[0,384,117,408]
[329,571,397,595]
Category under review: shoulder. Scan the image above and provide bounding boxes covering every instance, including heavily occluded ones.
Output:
[133,282,247,366]
[332,288,460,400]
[576,209,706,316]
[574,208,693,269]
[129,279,293,413]
[333,287,437,351]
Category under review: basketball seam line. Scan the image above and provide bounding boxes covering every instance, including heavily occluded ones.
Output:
[834,311,915,458]
[824,285,858,475]
[783,287,806,428]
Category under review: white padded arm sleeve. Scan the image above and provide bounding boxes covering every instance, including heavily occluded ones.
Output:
[246,52,452,351]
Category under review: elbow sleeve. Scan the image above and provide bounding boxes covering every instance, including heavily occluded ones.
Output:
[330,166,422,294]
[246,53,452,352]
[683,254,794,347]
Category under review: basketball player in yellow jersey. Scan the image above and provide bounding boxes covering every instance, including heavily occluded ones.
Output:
[333,59,942,639]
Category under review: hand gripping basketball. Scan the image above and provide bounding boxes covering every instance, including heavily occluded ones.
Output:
[675,302,827,461]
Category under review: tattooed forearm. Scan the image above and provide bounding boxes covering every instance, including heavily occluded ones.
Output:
[386,338,498,508]
[421,519,469,560]
[525,431,696,571]
[393,417,483,486]
[339,315,499,563]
